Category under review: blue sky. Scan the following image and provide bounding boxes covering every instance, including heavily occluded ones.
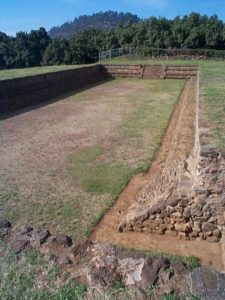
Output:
[0,0,225,36]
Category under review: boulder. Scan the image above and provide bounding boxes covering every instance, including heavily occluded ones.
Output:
[202,222,216,232]
[190,204,203,217]
[9,238,31,254]
[175,223,191,233]
[48,234,73,248]
[183,207,191,219]
[190,267,225,300]
[31,229,50,247]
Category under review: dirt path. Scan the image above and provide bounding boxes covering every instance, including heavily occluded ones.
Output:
[91,78,223,271]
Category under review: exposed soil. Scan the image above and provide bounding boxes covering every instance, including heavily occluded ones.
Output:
[91,78,223,271]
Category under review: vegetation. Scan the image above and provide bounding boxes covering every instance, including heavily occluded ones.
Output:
[0,65,85,80]
[105,57,225,149]
[1,79,184,241]
[0,241,86,300]
[2,12,225,68]
[141,249,200,270]
[49,11,140,39]
[200,62,225,149]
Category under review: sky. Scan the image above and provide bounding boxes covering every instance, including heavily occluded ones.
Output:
[1,0,225,36]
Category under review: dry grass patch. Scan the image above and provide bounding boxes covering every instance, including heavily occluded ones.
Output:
[0,78,184,241]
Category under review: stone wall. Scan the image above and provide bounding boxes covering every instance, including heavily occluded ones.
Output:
[118,72,225,243]
[101,64,198,79]
[0,64,199,114]
[0,65,104,114]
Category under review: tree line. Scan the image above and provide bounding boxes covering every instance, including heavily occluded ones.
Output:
[1,12,225,69]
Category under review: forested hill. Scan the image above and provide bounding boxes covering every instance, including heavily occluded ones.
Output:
[49,11,140,39]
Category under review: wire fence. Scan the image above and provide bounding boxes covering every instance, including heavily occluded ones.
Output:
[99,47,132,61]
[99,47,225,61]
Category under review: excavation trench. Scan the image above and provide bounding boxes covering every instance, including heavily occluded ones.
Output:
[91,77,223,271]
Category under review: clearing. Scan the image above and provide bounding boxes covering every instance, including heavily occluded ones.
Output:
[0,78,184,242]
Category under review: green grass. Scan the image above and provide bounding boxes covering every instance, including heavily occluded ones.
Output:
[0,241,86,300]
[104,57,225,148]
[121,246,200,270]
[71,145,133,195]
[0,64,93,80]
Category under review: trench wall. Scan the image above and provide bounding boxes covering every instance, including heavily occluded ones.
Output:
[101,64,199,79]
[0,65,104,114]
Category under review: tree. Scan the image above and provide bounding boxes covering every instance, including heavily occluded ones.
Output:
[42,39,71,65]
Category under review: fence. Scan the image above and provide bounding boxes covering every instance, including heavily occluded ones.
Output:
[99,47,225,61]
[99,47,132,61]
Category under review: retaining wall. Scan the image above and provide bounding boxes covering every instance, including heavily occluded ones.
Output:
[101,64,199,79]
[0,64,199,115]
[0,65,104,114]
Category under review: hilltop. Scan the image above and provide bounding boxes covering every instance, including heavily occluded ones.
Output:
[49,11,140,39]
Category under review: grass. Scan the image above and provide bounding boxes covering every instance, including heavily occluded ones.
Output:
[71,144,133,195]
[0,64,93,80]
[68,80,184,238]
[0,78,184,242]
[0,241,86,300]
[104,57,225,148]
[118,246,200,270]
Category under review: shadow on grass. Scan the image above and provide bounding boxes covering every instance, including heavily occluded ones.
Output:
[0,76,115,121]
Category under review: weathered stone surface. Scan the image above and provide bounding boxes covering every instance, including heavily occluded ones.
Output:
[58,256,72,265]
[175,222,191,232]
[48,234,72,248]
[200,145,218,158]
[119,257,145,286]
[173,212,182,218]
[190,204,203,217]
[202,222,216,232]
[190,231,199,238]
[140,257,169,290]
[183,207,191,219]
[213,229,221,238]
[166,205,175,213]
[167,198,179,207]
[179,198,189,207]
[31,229,50,246]
[9,238,31,254]
[18,225,33,235]
[190,267,225,300]
[193,221,202,232]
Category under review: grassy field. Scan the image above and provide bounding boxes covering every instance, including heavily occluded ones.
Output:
[0,78,184,241]
[103,57,225,149]
[0,240,86,300]
[0,64,91,80]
